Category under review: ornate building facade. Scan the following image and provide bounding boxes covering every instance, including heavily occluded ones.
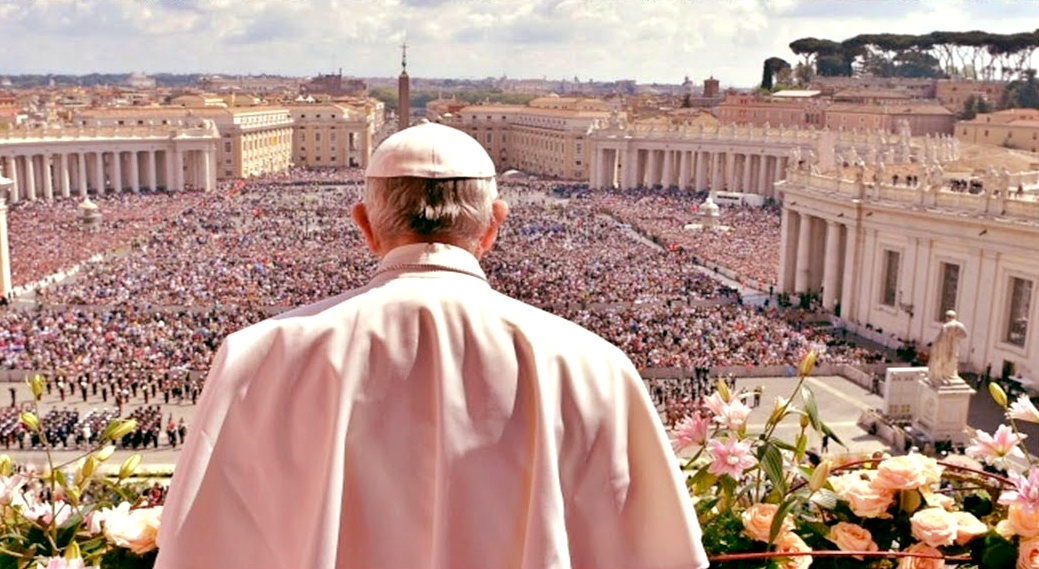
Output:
[778,148,1038,386]
[0,120,218,202]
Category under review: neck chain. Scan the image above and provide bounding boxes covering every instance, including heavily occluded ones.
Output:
[371,262,487,282]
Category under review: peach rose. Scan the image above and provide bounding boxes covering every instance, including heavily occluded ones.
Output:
[896,542,946,569]
[999,504,1039,539]
[911,507,958,548]
[742,503,794,543]
[837,476,895,518]
[951,511,988,546]
[104,505,162,555]
[774,531,812,569]
[827,521,878,559]
[1018,536,1039,569]
[873,454,943,492]
[924,492,956,511]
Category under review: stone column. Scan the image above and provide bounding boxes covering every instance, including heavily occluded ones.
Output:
[94,151,105,194]
[758,154,768,196]
[7,157,18,203]
[693,151,703,190]
[59,154,71,198]
[130,151,140,193]
[661,150,673,188]
[623,147,637,189]
[710,152,720,190]
[174,150,185,191]
[78,153,88,197]
[148,151,158,191]
[795,212,812,292]
[113,151,123,193]
[24,154,36,201]
[205,148,215,191]
[822,220,842,310]
[646,149,659,187]
[678,150,690,190]
[588,147,601,188]
[164,150,175,190]
[41,154,53,200]
[739,154,749,192]
[840,225,857,321]
[779,207,796,293]
[725,152,735,190]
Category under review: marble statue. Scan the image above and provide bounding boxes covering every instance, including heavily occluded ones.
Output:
[928,311,967,383]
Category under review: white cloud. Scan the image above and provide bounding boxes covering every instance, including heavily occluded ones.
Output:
[0,0,1037,85]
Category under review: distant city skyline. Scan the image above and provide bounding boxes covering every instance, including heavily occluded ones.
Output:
[4,0,1039,88]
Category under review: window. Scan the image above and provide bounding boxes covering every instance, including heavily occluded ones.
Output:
[1005,277,1033,347]
[881,250,900,307]
[330,133,336,142]
[937,263,960,319]
[315,133,321,142]
[486,132,492,144]
[224,142,231,153]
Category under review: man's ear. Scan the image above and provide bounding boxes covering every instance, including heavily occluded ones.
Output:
[476,199,509,259]
[352,203,381,255]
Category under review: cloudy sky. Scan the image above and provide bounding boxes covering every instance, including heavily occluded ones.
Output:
[2,0,1038,87]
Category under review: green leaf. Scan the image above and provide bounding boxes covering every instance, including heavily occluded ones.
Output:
[769,498,797,544]
[978,532,1017,569]
[760,443,787,496]
[795,432,807,462]
[800,386,822,433]
[810,489,840,510]
[820,421,846,449]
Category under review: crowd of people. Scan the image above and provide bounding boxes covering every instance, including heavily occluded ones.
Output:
[7,191,208,287]
[0,169,889,451]
[585,187,782,288]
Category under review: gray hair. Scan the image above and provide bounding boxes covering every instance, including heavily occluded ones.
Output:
[363,176,498,248]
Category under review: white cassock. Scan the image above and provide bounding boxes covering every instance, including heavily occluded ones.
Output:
[155,242,708,569]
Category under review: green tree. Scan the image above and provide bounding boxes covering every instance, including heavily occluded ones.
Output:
[1003,69,1039,108]
[761,57,791,90]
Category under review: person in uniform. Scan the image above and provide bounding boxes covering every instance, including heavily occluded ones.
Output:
[155,121,708,569]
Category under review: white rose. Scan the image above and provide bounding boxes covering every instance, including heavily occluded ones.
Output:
[104,505,162,555]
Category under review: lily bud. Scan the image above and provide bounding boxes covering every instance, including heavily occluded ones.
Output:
[766,397,789,425]
[989,382,1008,409]
[65,540,81,561]
[102,419,138,442]
[119,454,142,480]
[0,454,10,476]
[29,374,45,400]
[82,455,98,479]
[799,413,811,429]
[809,460,831,492]
[96,445,116,462]
[798,350,818,378]
[19,412,40,432]
[716,378,732,403]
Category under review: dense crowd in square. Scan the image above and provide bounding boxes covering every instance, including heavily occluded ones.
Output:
[0,169,885,448]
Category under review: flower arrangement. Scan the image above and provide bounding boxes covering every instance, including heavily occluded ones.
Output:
[5,356,1039,569]
[673,351,1039,569]
[0,375,162,569]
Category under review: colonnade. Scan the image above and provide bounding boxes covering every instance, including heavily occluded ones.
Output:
[0,147,216,203]
[778,208,856,313]
[590,145,792,197]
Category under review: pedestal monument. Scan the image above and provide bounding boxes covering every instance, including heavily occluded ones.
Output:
[912,311,975,445]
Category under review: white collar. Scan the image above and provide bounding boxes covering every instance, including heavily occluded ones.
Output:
[371,243,488,283]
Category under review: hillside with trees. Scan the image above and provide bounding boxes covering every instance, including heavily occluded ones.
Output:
[763,30,1039,108]
[784,30,1038,82]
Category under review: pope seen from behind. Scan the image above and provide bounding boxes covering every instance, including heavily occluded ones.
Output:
[154,121,709,569]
